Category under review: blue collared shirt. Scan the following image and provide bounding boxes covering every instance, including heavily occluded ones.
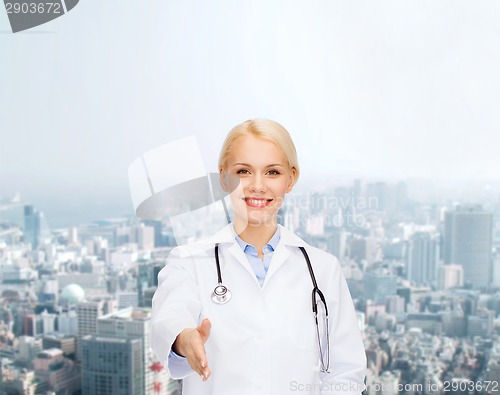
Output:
[234,226,281,287]
[168,226,281,366]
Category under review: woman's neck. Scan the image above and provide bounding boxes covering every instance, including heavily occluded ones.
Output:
[233,220,278,256]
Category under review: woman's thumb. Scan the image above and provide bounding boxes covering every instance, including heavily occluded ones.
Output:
[198,318,211,340]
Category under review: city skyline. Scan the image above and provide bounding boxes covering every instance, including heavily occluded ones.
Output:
[1,178,500,394]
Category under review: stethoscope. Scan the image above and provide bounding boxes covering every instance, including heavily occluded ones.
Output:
[211,242,331,373]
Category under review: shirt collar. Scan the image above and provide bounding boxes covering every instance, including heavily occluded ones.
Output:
[234,226,281,254]
[203,222,308,248]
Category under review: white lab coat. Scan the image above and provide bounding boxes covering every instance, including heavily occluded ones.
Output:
[151,223,366,395]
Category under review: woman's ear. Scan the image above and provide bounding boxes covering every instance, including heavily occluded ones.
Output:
[286,168,297,193]
[219,168,228,192]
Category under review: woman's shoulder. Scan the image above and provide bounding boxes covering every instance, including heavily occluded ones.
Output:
[170,222,244,258]
[168,240,214,259]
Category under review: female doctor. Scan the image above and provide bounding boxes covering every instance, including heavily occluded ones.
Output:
[151,119,367,394]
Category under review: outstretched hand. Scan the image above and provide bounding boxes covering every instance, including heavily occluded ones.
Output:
[172,318,212,381]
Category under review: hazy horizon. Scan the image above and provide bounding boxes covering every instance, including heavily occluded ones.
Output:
[2,174,499,229]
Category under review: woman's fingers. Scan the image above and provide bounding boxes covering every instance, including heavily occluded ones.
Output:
[186,329,211,381]
[196,331,212,381]
[201,366,211,381]
[191,318,212,380]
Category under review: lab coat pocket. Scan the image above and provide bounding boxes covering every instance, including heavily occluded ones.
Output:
[284,289,318,352]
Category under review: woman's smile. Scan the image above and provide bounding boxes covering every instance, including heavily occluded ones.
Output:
[243,197,273,208]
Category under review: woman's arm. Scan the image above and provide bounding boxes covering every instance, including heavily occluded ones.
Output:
[151,246,202,379]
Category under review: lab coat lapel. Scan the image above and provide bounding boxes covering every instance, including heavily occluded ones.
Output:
[227,243,259,282]
[263,224,308,287]
[262,243,290,287]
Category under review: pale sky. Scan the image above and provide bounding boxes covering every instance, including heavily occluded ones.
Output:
[1,0,500,224]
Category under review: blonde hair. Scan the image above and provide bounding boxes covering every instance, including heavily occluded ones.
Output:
[218,119,300,184]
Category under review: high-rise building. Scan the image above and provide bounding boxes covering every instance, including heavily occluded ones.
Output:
[493,249,500,288]
[326,228,346,260]
[441,310,466,337]
[81,308,171,395]
[34,348,80,394]
[24,313,43,336]
[406,232,440,286]
[68,226,79,245]
[349,236,378,264]
[81,336,143,394]
[137,260,165,307]
[117,292,138,309]
[363,269,397,304]
[23,205,41,248]
[467,311,494,337]
[40,278,58,304]
[42,334,76,358]
[142,220,165,247]
[130,223,155,250]
[17,336,42,366]
[40,309,56,334]
[438,264,464,290]
[444,205,493,288]
[385,295,406,318]
[142,287,156,308]
[76,301,106,360]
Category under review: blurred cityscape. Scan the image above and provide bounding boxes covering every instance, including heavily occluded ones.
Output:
[0,178,500,394]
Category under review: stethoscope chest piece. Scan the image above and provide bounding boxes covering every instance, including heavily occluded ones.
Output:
[211,283,232,304]
[212,243,232,304]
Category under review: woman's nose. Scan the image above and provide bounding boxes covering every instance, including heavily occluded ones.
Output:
[249,174,266,193]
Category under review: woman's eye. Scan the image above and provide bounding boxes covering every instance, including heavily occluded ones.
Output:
[236,169,250,174]
[267,170,280,175]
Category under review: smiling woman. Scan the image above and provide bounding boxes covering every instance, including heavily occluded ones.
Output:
[218,122,298,253]
[151,118,367,395]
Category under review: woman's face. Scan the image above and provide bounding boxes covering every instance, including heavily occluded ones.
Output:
[221,134,296,228]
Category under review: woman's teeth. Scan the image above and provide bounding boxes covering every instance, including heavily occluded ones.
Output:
[245,198,271,207]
